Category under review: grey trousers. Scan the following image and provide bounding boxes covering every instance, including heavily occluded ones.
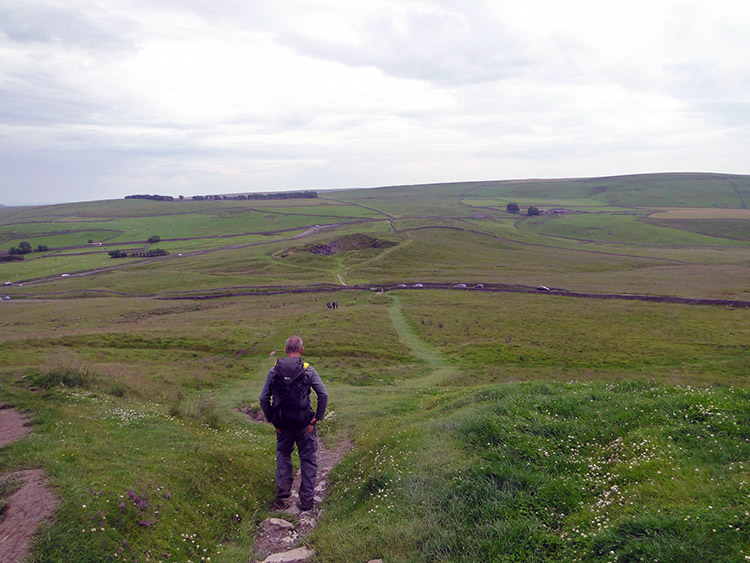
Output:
[276,425,318,504]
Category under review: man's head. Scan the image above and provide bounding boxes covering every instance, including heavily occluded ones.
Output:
[285,335,303,356]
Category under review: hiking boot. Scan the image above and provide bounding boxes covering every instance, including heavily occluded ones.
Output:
[297,500,313,511]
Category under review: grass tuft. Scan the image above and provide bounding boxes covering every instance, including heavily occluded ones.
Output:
[29,365,96,389]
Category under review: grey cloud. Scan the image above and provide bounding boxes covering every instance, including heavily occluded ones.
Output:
[0,83,107,126]
[278,5,537,86]
[0,2,131,50]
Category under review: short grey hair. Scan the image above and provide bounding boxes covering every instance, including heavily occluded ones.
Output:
[285,335,303,353]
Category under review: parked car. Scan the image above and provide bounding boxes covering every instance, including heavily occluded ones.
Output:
[473,283,484,289]
[395,283,407,288]
[453,283,466,289]
[61,273,70,277]
[536,285,550,291]
[413,283,424,288]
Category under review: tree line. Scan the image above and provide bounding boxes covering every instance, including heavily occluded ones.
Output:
[125,191,317,202]
[109,248,169,259]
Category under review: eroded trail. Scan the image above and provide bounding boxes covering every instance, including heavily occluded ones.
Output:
[0,407,59,563]
[252,438,353,562]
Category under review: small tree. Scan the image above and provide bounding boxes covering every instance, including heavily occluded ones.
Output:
[108,250,128,258]
[506,202,520,214]
[147,235,161,243]
[35,244,49,252]
[527,206,541,216]
[19,241,32,254]
[146,248,169,257]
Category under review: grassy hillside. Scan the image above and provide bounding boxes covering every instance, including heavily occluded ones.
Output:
[1,173,749,562]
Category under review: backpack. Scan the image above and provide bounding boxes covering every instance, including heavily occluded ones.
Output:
[270,359,314,429]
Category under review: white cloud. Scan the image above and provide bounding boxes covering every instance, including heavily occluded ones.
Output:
[0,0,749,204]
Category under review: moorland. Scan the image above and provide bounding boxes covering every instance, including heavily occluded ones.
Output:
[0,172,749,562]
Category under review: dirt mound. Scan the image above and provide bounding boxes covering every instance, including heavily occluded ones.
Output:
[237,405,267,422]
[305,234,396,256]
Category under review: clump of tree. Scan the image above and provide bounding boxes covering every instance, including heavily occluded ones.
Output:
[9,241,32,255]
[506,202,520,213]
[147,235,161,243]
[527,206,541,216]
[109,248,168,258]
[0,254,24,262]
[8,241,48,255]
[125,194,175,201]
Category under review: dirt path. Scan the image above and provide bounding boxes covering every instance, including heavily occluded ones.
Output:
[0,408,31,448]
[237,404,353,562]
[0,407,59,563]
[252,438,352,561]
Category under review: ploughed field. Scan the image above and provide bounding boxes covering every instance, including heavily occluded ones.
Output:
[1,173,749,562]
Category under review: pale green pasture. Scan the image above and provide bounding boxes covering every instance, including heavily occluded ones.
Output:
[461,197,612,208]
[0,205,376,249]
[0,199,219,220]
[463,217,750,266]
[244,203,386,218]
[464,173,749,209]
[1,230,122,248]
[354,227,654,282]
[333,183,473,217]
[0,252,119,282]
[519,213,750,246]
[150,233,273,253]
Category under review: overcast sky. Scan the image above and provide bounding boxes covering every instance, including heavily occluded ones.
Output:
[1,0,749,205]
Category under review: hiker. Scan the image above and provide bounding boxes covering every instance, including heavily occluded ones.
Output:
[259,335,328,511]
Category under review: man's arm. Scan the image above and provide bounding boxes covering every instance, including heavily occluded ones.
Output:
[309,368,328,422]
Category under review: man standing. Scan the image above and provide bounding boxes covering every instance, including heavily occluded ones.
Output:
[259,335,328,511]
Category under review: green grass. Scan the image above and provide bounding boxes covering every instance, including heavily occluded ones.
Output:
[0,173,749,561]
[518,213,750,246]
[316,381,750,562]
[460,173,750,209]
[643,218,750,242]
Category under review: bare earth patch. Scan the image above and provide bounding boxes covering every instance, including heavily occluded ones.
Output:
[0,407,59,563]
[0,408,31,448]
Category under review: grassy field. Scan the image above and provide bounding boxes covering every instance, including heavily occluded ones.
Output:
[1,173,749,562]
